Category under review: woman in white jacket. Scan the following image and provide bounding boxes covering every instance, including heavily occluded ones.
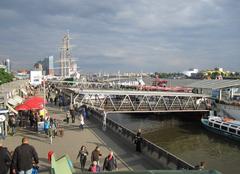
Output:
[79,114,84,130]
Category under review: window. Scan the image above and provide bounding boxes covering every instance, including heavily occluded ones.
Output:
[237,131,240,135]
[231,125,237,128]
[221,126,228,131]
[214,124,220,129]
[229,128,236,134]
[209,122,213,127]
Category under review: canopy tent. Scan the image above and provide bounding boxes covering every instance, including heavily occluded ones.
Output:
[15,103,31,111]
[25,102,44,110]
[15,96,45,111]
[15,102,43,111]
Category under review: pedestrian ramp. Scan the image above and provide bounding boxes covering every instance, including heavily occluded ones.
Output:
[51,154,75,174]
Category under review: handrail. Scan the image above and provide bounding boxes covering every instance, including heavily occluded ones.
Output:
[90,109,195,170]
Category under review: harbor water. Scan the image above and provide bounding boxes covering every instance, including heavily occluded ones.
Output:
[109,113,240,174]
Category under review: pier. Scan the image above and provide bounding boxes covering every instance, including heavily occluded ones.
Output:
[1,80,222,174]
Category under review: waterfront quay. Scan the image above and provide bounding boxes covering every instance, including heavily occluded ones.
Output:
[0,80,223,174]
[2,103,165,173]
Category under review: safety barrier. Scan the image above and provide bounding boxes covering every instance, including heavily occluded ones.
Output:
[89,109,195,170]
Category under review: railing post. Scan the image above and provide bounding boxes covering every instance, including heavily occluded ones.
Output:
[102,111,107,131]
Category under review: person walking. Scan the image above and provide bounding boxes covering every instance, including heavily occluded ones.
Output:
[79,115,84,130]
[9,115,16,135]
[12,137,39,174]
[70,109,75,123]
[48,125,53,144]
[134,129,143,152]
[66,111,70,124]
[54,96,57,106]
[52,119,58,137]
[76,145,89,171]
[91,146,102,166]
[0,142,11,174]
[103,151,118,171]
[44,118,50,135]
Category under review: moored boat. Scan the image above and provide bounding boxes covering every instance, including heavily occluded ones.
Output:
[201,115,240,141]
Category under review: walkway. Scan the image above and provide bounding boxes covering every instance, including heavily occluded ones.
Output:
[2,104,162,173]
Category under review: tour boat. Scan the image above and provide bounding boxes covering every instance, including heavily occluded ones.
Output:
[201,116,240,141]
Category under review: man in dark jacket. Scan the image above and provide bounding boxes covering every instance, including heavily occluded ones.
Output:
[0,142,11,174]
[12,137,39,174]
[103,151,117,171]
[91,146,102,165]
[134,129,143,152]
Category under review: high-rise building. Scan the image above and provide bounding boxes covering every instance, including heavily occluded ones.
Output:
[34,56,54,76]
[47,56,54,76]
[4,59,11,72]
[34,63,43,71]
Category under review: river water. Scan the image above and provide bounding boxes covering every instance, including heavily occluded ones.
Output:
[108,113,240,174]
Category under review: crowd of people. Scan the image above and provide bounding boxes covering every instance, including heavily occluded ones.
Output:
[0,137,119,174]
[76,145,118,172]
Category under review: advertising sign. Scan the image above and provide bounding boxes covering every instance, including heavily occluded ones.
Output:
[30,71,42,86]
[38,121,44,132]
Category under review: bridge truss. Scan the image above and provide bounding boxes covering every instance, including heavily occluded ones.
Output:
[64,89,210,113]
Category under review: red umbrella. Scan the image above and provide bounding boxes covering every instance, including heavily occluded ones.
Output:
[15,104,31,111]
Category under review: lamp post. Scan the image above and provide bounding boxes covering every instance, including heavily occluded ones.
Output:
[43,77,46,116]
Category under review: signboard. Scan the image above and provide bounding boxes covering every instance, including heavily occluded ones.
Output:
[30,71,42,86]
[38,121,44,132]
[0,115,6,122]
[0,109,9,114]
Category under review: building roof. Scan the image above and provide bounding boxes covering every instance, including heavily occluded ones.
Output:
[186,80,240,89]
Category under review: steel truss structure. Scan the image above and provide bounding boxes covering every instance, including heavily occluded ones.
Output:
[65,89,211,113]
[48,80,131,90]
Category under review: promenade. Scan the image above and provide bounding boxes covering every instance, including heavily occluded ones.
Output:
[2,103,162,173]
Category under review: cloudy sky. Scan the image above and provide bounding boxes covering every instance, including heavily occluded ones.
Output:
[0,0,239,73]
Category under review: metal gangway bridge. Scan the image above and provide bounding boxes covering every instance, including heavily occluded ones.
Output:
[49,80,211,114]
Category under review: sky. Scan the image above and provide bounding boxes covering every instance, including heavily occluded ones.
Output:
[0,0,239,73]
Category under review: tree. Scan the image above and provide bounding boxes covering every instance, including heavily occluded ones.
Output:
[0,68,14,85]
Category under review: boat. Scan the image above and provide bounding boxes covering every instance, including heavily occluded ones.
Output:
[201,115,240,141]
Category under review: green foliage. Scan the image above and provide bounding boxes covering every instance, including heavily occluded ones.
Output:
[0,68,14,85]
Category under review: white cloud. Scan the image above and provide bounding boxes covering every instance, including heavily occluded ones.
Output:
[0,0,239,72]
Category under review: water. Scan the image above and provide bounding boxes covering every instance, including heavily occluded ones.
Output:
[108,113,240,174]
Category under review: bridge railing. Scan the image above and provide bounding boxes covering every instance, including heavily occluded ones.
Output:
[89,109,195,170]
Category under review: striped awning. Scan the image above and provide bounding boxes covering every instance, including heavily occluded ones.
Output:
[186,80,240,89]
